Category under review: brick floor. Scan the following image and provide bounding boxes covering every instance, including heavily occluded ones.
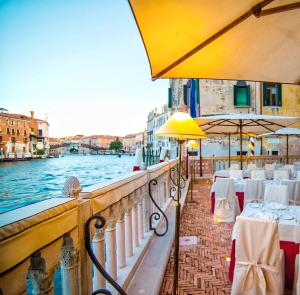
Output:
[160,179,292,295]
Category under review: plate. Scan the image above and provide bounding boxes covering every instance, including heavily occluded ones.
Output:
[248,203,260,208]
[267,202,287,210]
[279,214,294,220]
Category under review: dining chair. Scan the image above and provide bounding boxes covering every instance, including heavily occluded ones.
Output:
[230,163,240,170]
[274,169,290,180]
[251,169,266,180]
[214,178,240,223]
[294,254,300,295]
[244,179,264,205]
[280,180,299,205]
[264,184,289,205]
[265,163,276,170]
[231,216,284,295]
[247,163,257,170]
[229,169,243,179]
[297,171,300,180]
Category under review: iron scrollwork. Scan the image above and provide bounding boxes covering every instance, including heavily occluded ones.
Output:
[148,179,169,236]
[85,214,127,295]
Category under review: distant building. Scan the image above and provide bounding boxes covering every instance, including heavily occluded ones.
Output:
[121,132,144,152]
[80,135,118,149]
[0,110,49,158]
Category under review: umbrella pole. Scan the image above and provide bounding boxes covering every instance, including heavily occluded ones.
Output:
[173,139,184,295]
[286,135,289,164]
[228,134,231,168]
[239,120,243,170]
[199,139,203,177]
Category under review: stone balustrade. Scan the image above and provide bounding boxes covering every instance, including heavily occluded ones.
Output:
[0,159,181,295]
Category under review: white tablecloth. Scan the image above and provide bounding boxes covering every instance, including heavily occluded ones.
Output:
[232,203,300,243]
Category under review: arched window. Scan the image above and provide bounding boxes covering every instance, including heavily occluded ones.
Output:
[234,81,250,107]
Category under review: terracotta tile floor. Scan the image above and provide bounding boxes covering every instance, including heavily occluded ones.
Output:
[160,179,292,295]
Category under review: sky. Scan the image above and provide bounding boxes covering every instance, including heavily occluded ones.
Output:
[0,0,168,137]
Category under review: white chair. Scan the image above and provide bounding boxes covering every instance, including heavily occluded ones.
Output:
[230,163,240,170]
[251,169,266,180]
[280,180,299,205]
[297,171,300,180]
[264,184,289,205]
[231,216,284,295]
[265,163,276,170]
[214,178,240,223]
[229,169,243,179]
[284,164,294,170]
[244,179,264,205]
[247,163,257,170]
[294,255,300,295]
[274,169,290,180]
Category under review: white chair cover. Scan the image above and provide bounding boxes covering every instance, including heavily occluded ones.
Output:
[264,184,289,205]
[297,171,300,181]
[230,163,240,170]
[280,180,299,205]
[251,169,266,180]
[274,169,290,180]
[265,163,276,170]
[244,179,264,205]
[214,178,240,223]
[294,254,300,295]
[284,164,294,170]
[231,216,284,295]
[247,163,257,170]
[229,169,243,180]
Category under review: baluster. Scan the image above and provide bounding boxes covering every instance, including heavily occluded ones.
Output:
[132,200,139,248]
[142,185,149,234]
[116,201,126,269]
[125,198,133,257]
[92,226,106,290]
[105,209,117,280]
[61,235,79,295]
[137,194,144,241]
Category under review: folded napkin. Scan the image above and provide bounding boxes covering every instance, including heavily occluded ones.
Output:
[253,211,278,220]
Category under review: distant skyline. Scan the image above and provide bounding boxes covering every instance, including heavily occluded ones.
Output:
[0,0,168,137]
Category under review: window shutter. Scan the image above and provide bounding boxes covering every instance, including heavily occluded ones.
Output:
[183,85,188,105]
[278,84,282,106]
[263,82,268,106]
[246,85,250,106]
[233,85,237,106]
[168,87,172,108]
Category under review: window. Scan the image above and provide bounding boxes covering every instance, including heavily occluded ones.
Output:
[24,130,27,135]
[12,128,15,135]
[11,137,16,143]
[234,81,250,107]
[17,129,20,135]
[263,82,282,107]
[23,137,28,143]
[11,120,14,125]
[38,129,43,136]
[7,128,10,134]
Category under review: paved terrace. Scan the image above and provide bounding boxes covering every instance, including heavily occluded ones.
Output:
[160,179,292,295]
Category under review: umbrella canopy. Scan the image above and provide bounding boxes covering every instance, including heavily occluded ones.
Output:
[128,0,300,84]
[194,113,300,168]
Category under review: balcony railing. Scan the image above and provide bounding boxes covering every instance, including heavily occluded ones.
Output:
[0,159,188,295]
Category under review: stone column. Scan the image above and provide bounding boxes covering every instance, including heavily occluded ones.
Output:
[132,203,139,248]
[28,252,54,295]
[125,200,133,257]
[142,186,149,233]
[61,235,79,295]
[92,226,106,290]
[137,199,144,241]
[116,202,126,268]
[105,209,117,280]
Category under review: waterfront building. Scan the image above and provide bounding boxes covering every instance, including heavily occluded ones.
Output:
[121,132,144,152]
[80,135,118,149]
[0,109,49,158]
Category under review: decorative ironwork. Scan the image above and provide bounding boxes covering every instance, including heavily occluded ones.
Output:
[169,186,178,201]
[170,166,185,189]
[84,214,127,295]
[148,179,169,236]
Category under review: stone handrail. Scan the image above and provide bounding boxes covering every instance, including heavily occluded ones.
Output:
[0,159,179,295]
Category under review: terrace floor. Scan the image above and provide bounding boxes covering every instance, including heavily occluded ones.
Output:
[159,179,292,295]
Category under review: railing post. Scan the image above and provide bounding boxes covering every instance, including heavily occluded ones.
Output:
[125,199,133,257]
[105,209,117,280]
[116,202,126,269]
[137,193,144,241]
[142,185,149,234]
[92,226,106,290]
[61,235,79,295]
[132,201,139,248]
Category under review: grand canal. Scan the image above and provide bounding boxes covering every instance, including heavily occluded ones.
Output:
[0,154,135,214]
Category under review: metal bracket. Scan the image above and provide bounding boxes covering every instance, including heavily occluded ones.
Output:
[84,214,127,295]
[148,179,169,236]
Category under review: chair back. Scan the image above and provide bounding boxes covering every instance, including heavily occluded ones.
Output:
[297,171,300,180]
[233,217,281,292]
[229,163,240,170]
[229,169,243,180]
[215,178,235,200]
[280,180,298,204]
[265,163,276,170]
[283,164,294,170]
[244,179,264,203]
[247,163,257,170]
[264,184,289,205]
[251,169,265,180]
[274,169,290,180]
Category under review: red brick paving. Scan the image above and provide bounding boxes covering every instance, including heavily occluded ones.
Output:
[160,179,292,295]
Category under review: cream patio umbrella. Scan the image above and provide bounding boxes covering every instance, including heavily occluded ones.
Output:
[257,127,300,163]
[194,114,300,169]
[128,0,300,84]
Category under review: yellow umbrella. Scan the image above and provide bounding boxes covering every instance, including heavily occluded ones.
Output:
[129,0,300,83]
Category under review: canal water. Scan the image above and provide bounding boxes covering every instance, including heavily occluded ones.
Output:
[0,154,135,214]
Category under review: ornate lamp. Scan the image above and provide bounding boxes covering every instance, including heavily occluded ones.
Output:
[155,112,206,295]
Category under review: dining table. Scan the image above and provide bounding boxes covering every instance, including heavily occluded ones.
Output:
[228,202,300,289]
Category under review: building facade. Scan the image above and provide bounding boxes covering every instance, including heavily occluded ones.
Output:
[0,109,50,158]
